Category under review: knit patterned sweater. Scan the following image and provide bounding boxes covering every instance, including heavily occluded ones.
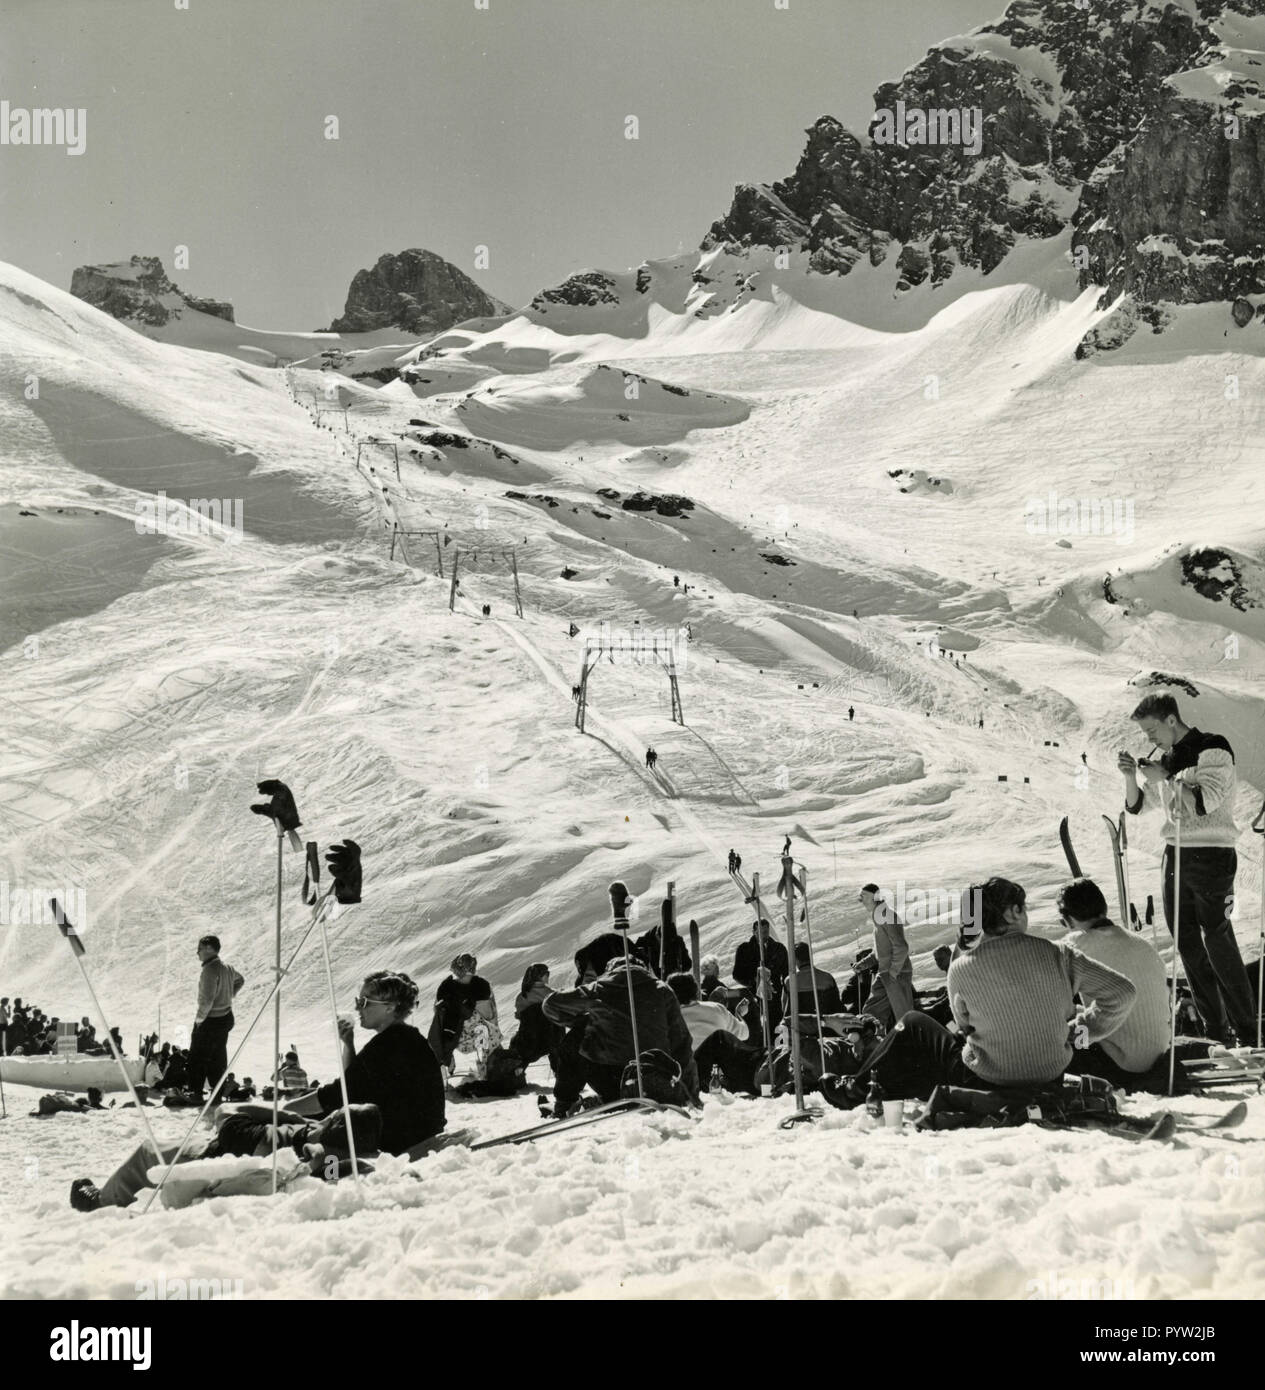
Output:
[948,932,1136,1085]
[1125,727,1238,848]
[1061,924,1170,1071]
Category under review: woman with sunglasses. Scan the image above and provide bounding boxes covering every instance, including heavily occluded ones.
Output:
[285,970,445,1156]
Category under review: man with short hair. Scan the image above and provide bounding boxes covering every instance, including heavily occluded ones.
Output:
[732,918,789,1029]
[1119,692,1255,1044]
[782,941,842,1018]
[1057,878,1172,1089]
[184,935,244,1104]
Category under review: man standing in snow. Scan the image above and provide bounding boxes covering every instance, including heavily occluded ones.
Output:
[1119,693,1256,1044]
[732,918,789,1029]
[859,884,915,1027]
[184,935,244,1104]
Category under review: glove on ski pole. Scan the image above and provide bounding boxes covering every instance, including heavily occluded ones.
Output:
[326,840,362,904]
[251,779,303,850]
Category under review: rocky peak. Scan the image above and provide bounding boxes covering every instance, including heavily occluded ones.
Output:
[69,255,234,326]
[696,0,1265,349]
[326,249,511,334]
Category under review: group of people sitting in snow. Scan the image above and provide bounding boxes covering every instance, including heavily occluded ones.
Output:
[63,864,1244,1212]
[0,998,125,1058]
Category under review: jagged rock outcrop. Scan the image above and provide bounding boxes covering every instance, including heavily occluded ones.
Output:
[69,255,234,325]
[694,0,1265,346]
[530,270,623,313]
[327,249,510,334]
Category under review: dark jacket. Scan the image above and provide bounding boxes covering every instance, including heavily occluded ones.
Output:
[732,935,789,993]
[634,924,692,980]
[544,962,695,1077]
[782,965,842,1017]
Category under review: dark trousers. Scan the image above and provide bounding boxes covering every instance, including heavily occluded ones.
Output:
[185,1012,233,1099]
[1162,845,1256,1041]
[427,1000,466,1068]
[847,1011,994,1101]
[553,1020,624,1109]
[694,1031,758,1095]
[1063,1039,1212,1093]
[511,1003,564,1068]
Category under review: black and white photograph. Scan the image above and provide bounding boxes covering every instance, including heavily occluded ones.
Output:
[1,0,1263,1326]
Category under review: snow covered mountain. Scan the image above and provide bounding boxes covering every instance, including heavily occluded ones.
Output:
[513,0,1265,357]
[5,0,1265,1300]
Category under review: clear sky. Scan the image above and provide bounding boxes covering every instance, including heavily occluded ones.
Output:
[1,0,1005,327]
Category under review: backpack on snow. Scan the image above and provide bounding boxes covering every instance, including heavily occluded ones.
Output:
[917,1074,1117,1131]
[620,1049,691,1107]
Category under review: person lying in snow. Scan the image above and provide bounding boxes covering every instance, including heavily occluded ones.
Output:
[820,876,1137,1109]
[544,943,697,1117]
[70,1104,384,1211]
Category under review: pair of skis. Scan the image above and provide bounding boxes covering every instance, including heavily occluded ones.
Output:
[1039,1099,1248,1143]
[470,1096,693,1150]
[1059,814,1141,933]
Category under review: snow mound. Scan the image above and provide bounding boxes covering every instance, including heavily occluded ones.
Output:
[454,363,750,449]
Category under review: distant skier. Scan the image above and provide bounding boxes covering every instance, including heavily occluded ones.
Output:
[978,716,985,730]
[568,622,580,637]
[571,684,581,702]
[645,747,658,770]
[673,575,680,588]
[1080,752,1088,766]
[727,849,741,875]
[848,706,855,721]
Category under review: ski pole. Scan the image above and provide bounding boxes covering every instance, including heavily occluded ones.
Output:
[781,850,806,1115]
[749,873,777,1095]
[49,900,162,1157]
[609,883,644,1101]
[272,821,284,1195]
[139,887,341,1215]
[1168,795,1183,1097]
[1254,799,1265,1049]
[798,864,827,1062]
[314,903,360,1186]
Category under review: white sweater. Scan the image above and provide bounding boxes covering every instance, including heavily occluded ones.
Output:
[680,1001,749,1050]
[1062,924,1170,1071]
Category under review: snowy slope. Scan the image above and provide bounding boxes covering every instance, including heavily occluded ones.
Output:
[2,242,1264,1297]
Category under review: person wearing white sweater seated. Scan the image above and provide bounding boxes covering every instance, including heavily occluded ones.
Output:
[1057,878,1182,1091]
[666,972,751,1097]
[820,876,1137,1107]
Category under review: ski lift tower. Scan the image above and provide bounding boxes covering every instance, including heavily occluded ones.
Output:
[574,628,684,734]
[447,544,525,618]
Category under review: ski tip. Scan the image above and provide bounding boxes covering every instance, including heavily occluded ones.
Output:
[1150,1112,1179,1141]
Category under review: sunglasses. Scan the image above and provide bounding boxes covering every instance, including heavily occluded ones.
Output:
[354,995,393,1009]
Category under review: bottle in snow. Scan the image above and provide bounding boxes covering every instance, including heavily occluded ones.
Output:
[865,1075,885,1120]
[709,1064,724,1094]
